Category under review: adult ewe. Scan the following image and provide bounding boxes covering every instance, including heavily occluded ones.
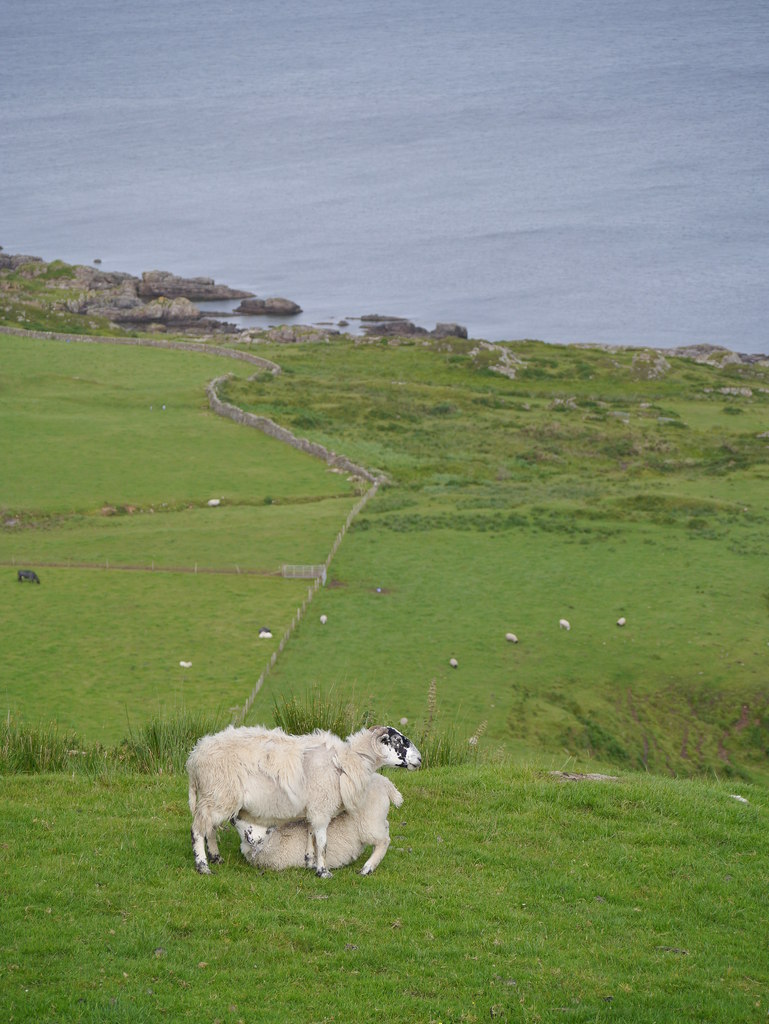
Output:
[235,772,404,876]
[186,724,421,878]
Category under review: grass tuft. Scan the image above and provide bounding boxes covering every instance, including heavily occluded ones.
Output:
[120,706,228,774]
[0,712,106,774]
[271,685,375,737]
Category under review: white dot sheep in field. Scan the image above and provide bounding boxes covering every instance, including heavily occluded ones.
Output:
[617,617,626,627]
[505,632,518,644]
[207,498,221,507]
[186,724,421,878]
[179,660,192,669]
[449,657,458,669]
[319,614,328,625]
[235,772,403,876]
[559,618,571,631]
[258,627,273,639]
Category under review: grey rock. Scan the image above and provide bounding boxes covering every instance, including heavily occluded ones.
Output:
[0,253,44,270]
[234,297,303,315]
[361,319,427,336]
[137,270,253,301]
[432,322,468,339]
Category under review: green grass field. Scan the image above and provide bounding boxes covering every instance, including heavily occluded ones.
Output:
[0,334,358,740]
[3,282,769,1023]
[222,334,769,782]
[3,328,769,777]
[2,765,766,1023]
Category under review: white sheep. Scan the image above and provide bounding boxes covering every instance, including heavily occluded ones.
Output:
[505,632,518,644]
[186,724,421,878]
[235,772,404,876]
[617,617,626,627]
[449,657,459,669]
[319,614,328,625]
[559,618,571,631]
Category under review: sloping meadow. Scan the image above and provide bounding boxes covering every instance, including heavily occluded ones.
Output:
[223,336,769,782]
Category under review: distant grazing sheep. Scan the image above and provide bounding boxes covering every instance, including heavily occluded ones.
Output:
[559,619,571,631]
[505,632,518,644]
[449,657,459,669]
[319,614,328,625]
[236,773,403,875]
[617,617,626,627]
[186,724,421,878]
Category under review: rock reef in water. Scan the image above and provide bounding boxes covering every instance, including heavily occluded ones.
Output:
[233,297,303,316]
[360,316,468,339]
[136,270,254,302]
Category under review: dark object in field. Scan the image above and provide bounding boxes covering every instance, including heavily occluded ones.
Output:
[17,569,41,583]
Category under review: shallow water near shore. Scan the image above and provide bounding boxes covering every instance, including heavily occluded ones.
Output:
[2,0,767,351]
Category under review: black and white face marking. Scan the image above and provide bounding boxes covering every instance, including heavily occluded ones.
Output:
[379,727,422,770]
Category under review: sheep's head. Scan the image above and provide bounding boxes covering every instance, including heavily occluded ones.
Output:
[371,726,422,771]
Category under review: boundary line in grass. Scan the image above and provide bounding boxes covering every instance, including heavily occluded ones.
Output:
[4,326,385,725]
[0,325,282,374]
[1,559,280,576]
[232,478,381,725]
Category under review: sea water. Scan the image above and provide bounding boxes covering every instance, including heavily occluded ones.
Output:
[2,0,767,349]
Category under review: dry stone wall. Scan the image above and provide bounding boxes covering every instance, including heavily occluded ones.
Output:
[206,374,381,484]
[0,326,281,373]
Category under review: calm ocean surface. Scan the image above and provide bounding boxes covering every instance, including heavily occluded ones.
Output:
[2,0,767,350]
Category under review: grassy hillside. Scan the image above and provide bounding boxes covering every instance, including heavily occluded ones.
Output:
[2,764,766,1023]
[2,293,769,777]
[3,265,769,1023]
[222,336,769,782]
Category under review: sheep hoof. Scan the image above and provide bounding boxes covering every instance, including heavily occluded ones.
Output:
[316,867,333,879]
[209,853,223,865]
[195,861,212,875]
[360,867,373,876]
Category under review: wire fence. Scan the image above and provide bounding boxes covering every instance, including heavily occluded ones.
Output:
[232,477,381,725]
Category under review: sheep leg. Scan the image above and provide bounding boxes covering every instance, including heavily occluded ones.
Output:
[191,825,211,875]
[312,825,332,879]
[304,828,316,869]
[231,815,271,865]
[205,828,224,865]
[360,834,391,875]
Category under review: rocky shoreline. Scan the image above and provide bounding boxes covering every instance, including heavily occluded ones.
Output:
[1,248,765,363]
[0,249,470,341]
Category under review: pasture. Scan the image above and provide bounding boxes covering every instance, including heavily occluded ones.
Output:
[223,335,769,782]
[2,764,766,1023]
[3,313,769,1022]
[3,329,769,778]
[0,334,357,741]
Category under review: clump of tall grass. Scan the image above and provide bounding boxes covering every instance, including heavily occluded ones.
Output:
[120,706,228,774]
[0,713,106,774]
[409,679,486,768]
[272,682,486,767]
[271,686,374,737]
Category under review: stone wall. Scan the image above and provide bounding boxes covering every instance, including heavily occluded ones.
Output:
[1,326,281,374]
[206,375,382,484]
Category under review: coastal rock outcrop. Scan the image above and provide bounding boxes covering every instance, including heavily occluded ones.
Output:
[137,270,254,301]
[433,322,468,339]
[234,297,303,315]
[360,316,468,339]
[0,253,44,270]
